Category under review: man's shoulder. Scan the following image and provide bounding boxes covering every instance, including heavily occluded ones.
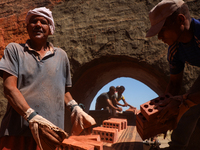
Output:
[98,92,109,98]
[5,42,25,54]
[6,42,24,49]
[192,18,200,24]
[54,47,68,56]
[192,18,200,35]
[100,92,108,96]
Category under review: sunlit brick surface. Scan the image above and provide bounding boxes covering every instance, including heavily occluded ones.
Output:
[109,118,127,130]
[68,135,103,150]
[62,138,94,150]
[103,120,121,131]
[92,127,118,143]
[69,135,101,142]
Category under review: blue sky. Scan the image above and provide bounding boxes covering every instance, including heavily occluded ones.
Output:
[89,77,158,111]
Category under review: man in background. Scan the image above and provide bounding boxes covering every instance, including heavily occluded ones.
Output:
[95,86,122,116]
[115,85,136,111]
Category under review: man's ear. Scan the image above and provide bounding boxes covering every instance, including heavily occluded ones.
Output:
[177,14,190,30]
[177,14,186,25]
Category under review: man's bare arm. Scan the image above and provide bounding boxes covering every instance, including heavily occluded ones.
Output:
[3,71,30,117]
[107,99,122,111]
[64,87,73,107]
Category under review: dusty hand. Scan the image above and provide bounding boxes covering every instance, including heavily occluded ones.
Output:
[122,103,128,107]
[69,100,96,136]
[157,95,182,124]
[27,112,68,150]
[117,107,123,111]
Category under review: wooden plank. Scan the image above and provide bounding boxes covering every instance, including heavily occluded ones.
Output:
[103,126,143,150]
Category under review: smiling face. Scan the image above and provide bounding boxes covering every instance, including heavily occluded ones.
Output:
[27,15,50,42]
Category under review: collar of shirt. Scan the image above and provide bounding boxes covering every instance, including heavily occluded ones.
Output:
[25,39,55,53]
[25,39,55,60]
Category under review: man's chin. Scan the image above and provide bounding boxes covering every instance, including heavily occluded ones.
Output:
[33,35,46,39]
[162,40,171,46]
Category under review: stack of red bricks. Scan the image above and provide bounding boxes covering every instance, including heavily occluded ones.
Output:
[92,118,127,143]
[61,118,127,150]
[136,94,175,140]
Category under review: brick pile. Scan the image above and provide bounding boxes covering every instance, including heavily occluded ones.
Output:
[61,134,103,150]
[61,118,127,149]
[92,118,127,143]
[136,94,175,140]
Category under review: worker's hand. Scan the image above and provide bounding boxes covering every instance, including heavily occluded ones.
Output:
[123,103,128,107]
[68,100,96,136]
[157,95,182,124]
[117,107,123,111]
[28,113,68,150]
[129,106,136,110]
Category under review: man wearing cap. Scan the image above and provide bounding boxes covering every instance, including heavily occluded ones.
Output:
[146,0,200,149]
[0,7,95,150]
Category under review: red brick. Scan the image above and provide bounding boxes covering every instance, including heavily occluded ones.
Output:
[125,107,136,113]
[136,118,174,140]
[136,112,155,129]
[136,94,176,141]
[84,140,103,150]
[140,94,172,121]
[102,120,121,131]
[62,138,94,150]
[68,135,103,150]
[92,126,118,143]
[136,112,175,140]
[109,118,127,130]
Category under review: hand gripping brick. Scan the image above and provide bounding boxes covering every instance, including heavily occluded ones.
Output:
[92,126,118,143]
[136,96,176,141]
[140,93,172,121]
[136,115,175,140]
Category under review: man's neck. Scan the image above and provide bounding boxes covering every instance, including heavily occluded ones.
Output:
[178,19,193,44]
[29,39,48,52]
[178,28,193,44]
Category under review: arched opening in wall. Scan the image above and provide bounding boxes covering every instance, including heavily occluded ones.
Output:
[67,56,169,131]
[70,56,169,113]
[89,77,158,111]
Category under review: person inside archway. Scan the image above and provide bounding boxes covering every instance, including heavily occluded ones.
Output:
[115,85,136,111]
[0,7,96,150]
[95,86,122,116]
[146,0,200,149]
